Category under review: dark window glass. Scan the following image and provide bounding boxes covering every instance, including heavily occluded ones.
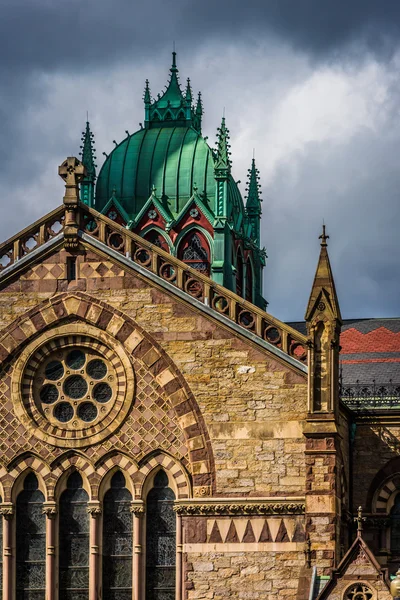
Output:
[180,233,209,274]
[40,384,59,404]
[245,260,253,302]
[54,402,74,423]
[236,251,243,297]
[63,375,88,399]
[146,470,176,600]
[86,359,107,380]
[391,494,400,555]
[93,383,112,403]
[77,402,97,422]
[16,473,46,600]
[45,360,64,381]
[59,472,89,600]
[103,471,133,600]
[66,350,85,370]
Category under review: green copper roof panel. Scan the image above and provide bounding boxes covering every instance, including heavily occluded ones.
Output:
[177,129,197,202]
[96,125,243,220]
[121,131,145,213]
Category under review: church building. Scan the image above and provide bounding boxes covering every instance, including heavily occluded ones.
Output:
[0,53,398,600]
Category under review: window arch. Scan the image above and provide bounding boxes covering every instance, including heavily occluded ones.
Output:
[236,248,244,297]
[146,470,176,600]
[59,471,89,600]
[102,471,133,600]
[178,230,210,275]
[16,472,46,599]
[143,229,170,253]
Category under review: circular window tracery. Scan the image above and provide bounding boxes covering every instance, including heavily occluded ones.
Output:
[15,324,135,448]
[344,583,373,600]
[34,346,114,425]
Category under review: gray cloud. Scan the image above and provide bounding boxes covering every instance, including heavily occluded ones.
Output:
[1,0,400,77]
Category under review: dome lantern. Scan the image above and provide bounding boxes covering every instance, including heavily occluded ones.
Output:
[144,52,202,133]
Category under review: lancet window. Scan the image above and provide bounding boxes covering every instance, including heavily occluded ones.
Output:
[236,249,244,297]
[102,471,133,600]
[59,472,89,600]
[146,470,176,600]
[144,230,170,253]
[16,473,46,600]
[245,259,253,303]
[179,231,210,274]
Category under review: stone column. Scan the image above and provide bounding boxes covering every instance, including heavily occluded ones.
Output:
[176,513,183,600]
[43,503,57,600]
[131,503,145,600]
[0,504,14,600]
[87,502,101,600]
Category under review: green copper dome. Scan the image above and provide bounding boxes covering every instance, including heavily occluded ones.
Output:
[95,126,218,218]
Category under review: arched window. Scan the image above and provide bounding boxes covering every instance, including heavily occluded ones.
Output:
[179,231,210,275]
[143,230,170,253]
[59,472,89,600]
[16,473,46,599]
[146,470,176,600]
[391,493,400,555]
[245,259,253,303]
[236,249,244,297]
[102,471,133,600]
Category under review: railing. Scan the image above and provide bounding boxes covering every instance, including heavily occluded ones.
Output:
[0,202,308,367]
[340,380,400,410]
[0,207,65,270]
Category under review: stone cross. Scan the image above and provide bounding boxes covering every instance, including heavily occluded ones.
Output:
[354,505,366,537]
[58,157,86,207]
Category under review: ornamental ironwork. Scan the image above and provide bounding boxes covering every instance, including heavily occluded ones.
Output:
[340,379,400,411]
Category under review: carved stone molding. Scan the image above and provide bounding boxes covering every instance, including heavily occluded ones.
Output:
[42,503,57,519]
[174,501,305,516]
[87,502,102,517]
[0,504,14,520]
[130,503,145,516]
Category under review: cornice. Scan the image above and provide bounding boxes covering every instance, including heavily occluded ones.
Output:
[173,497,305,516]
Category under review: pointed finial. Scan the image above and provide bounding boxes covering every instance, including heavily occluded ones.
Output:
[196,91,203,116]
[112,185,117,198]
[354,506,366,537]
[151,184,157,196]
[144,79,151,104]
[185,78,192,102]
[171,50,177,72]
[319,223,329,247]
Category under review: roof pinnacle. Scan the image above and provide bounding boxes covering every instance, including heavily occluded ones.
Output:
[144,79,151,105]
[319,223,329,247]
[214,116,232,174]
[185,78,192,102]
[196,91,203,116]
[246,157,262,213]
[80,120,96,179]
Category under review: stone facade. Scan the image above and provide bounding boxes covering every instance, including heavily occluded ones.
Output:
[0,162,395,600]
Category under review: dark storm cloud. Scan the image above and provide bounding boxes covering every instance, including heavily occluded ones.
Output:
[1,0,400,76]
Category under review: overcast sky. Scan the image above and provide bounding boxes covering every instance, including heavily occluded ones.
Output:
[1,0,400,321]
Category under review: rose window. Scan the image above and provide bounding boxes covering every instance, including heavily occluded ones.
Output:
[345,584,373,600]
[15,324,135,448]
[34,347,117,426]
